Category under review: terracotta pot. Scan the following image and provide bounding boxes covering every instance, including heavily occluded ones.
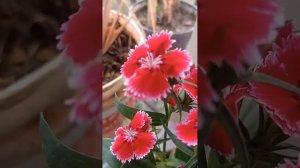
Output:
[0,54,73,137]
[102,10,145,138]
[131,0,197,49]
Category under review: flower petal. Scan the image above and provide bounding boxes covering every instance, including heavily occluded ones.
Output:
[181,66,197,100]
[206,122,234,159]
[146,31,174,55]
[199,0,283,71]
[160,49,192,78]
[111,136,134,163]
[250,37,300,137]
[132,132,156,159]
[125,68,170,101]
[130,111,152,131]
[176,109,198,146]
[276,155,300,168]
[58,0,101,64]
[121,44,149,78]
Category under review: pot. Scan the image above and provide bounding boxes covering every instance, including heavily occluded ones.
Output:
[102,10,145,138]
[130,0,197,49]
[0,54,73,137]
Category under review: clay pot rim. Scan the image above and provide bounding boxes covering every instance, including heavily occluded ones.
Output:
[130,0,198,35]
[102,10,145,91]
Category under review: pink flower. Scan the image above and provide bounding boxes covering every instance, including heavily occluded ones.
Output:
[276,156,300,168]
[176,108,198,146]
[58,0,101,64]
[181,66,197,101]
[66,62,101,122]
[199,68,218,111]
[250,35,300,137]
[199,0,283,71]
[110,111,156,163]
[121,31,192,101]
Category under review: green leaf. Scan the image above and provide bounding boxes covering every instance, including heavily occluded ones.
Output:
[174,148,190,162]
[216,105,250,168]
[156,138,171,145]
[39,113,101,168]
[103,138,122,168]
[163,125,194,157]
[115,94,167,126]
[240,72,300,95]
[185,154,198,168]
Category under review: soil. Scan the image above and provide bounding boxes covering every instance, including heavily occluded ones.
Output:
[102,26,136,85]
[134,1,197,33]
[0,0,78,89]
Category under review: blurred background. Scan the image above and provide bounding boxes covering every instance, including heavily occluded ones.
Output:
[0,0,299,167]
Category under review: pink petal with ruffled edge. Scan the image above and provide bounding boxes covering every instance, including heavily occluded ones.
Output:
[130,111,152,132]
[125,68,170,101]
[121,44,149,78]
[176,109,198,146]
[181,66,197,101]
[111,136,134,163]
[199,0,283,72]
[132,132,156,159]
[160,49,192,78]
[250,37,300,137]
[58,0,101,64]
[146,31,174,55]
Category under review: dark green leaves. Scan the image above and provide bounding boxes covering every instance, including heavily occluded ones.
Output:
[115,94,167,125]
[39,113,101,168]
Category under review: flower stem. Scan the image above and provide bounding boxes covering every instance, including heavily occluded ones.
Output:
[163,99,169,153]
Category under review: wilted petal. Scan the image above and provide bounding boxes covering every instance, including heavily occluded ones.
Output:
[125,68,170,101]
[160,49,192,78]
[58,0,101,64]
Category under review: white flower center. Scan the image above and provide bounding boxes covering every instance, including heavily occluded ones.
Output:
[139,52,162,68]
[123,128,138,142]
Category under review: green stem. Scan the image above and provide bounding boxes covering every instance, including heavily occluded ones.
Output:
[199,145,207,168]
[163,99,169,153]
[239,72,300,95]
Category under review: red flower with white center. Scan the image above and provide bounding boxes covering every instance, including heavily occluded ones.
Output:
[58,0,101,64]
[199,68,218,111]
[276,155,300,168]
[181,66,197,101]
[250,35,300,137]
[176,108,198,146]
[110,111,156,163]
[66,62,101,122]
[121,31,192,101]
[199,0,283,71]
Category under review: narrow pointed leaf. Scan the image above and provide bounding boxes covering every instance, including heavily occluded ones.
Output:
[163,125,194,156]
[115,94,167,125]
[39,113,101,168]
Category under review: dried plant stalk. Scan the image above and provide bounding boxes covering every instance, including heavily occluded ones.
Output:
[103,0,131,53]
[147,0,157,33]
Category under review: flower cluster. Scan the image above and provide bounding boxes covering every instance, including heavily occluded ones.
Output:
[111,31,198,164]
